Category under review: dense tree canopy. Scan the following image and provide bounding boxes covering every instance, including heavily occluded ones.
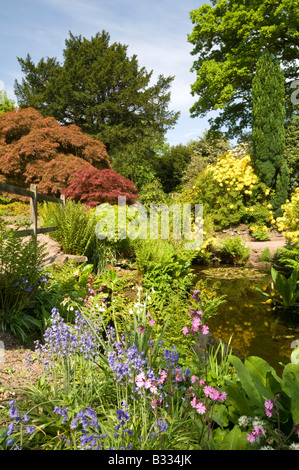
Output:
[188,0,299,138]
[14,30,179,156]
[0,107,110,195]
[63,167,138,208]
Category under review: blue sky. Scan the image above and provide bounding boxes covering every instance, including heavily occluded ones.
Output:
[0,0,214,146]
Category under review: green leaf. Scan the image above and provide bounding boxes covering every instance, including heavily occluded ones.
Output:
[282,362,299,424]
[217,425,249,450]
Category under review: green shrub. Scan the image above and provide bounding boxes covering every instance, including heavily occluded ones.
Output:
[0,227,46,340]
[40,199,97,257]
[259,247,272,262]
[219,236,250,265]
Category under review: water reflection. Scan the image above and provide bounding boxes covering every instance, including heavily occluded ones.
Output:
[194,266,299,374]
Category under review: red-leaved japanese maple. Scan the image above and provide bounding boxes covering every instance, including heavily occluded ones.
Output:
[0,107,111,195]
[63,166,138,208]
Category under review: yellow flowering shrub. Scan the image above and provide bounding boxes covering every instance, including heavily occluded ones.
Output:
[276,188,299,243]
[180,151,273,230]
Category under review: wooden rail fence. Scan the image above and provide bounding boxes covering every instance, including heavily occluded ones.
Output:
[0,182,65,237]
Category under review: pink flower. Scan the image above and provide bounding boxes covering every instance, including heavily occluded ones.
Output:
[138,324,145,333]
[264,399,274,418]
[149,319,156,326]
[203,385,226,402]
[190,396,206,414]
[191,375,197,384]
[191,317,201,332]
[158,369,167,384]
[196,401,206,414]
[149,384,158,394]
[247,425,266,443]
[198,379,205,386]
[182,326,189,336]
[135,371,146,388]
[201,325,209,335]
[247,433,256,443]
[190,396,197,409]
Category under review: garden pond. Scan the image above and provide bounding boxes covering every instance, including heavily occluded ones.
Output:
[193,266,299,375]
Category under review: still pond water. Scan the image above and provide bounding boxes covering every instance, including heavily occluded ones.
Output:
[194,266,299,374]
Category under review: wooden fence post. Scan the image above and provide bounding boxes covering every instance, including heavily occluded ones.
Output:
[30,184,38,236]
[60,194,66,208]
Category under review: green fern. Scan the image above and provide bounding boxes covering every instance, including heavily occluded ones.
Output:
[40,200,97,256]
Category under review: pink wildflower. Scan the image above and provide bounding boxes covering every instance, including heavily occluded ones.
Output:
[149,319,156,326]
[196,401,206,414]
[191,375,197,384]
[135,371,146,388]
[264,399,274,418]
[201,325,209,335]
[191,317,201,332]
[203,385,226,402]
[158,369,168,384]
[247,433,256,443]
[182,326,189,336]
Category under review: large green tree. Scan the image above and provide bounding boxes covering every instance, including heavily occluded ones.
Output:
[14,30,179,156]
[188,0,299,138]
[252,52,289,216]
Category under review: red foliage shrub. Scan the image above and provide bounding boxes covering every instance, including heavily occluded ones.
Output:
[0,107,111,195]
[63,166,138,207]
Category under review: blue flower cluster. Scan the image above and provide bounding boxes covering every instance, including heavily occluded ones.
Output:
[107,339,148,383]
[34,308,101,369]
[5,400,35,449]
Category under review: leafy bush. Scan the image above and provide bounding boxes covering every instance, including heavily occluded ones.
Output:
[63,167,138,208]
[276,188,299,243]
[259,247,271,262]
[0,107,110,195]
[221,354,299,450]
[180,151,273,230]
[40,199,97,257]
[219,236,250,265]
[0,227,46,340]
[274,240,299,274]
[250,224,270,241]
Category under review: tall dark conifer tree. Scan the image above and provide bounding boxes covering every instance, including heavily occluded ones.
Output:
[252,51,289,216]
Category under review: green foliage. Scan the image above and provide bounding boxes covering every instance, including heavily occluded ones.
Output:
[188,0,299,138]
[0,90,15,115]
[224,354,299,449]
[272,162,291,217]
[182,132,231,190]
[180,151,273,231]
[274,240,299,273]
[218,236,250,266]
[252,52,286,188]
[40,200,97,257]
[250,225,271,241]
[0,227,46,340]
[154,144,192,193]
[259,248,272,263]
[14,31,179,156]
[256,267,299,308]
[137,179,171,210]
[284,114,299,191]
